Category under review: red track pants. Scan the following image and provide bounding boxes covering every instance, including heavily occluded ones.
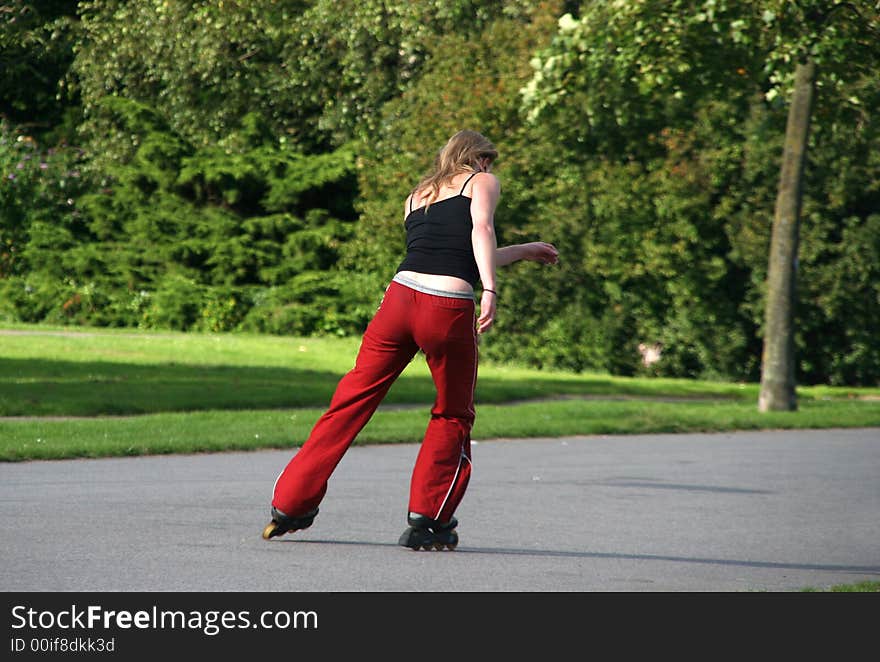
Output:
[271,280,477,524]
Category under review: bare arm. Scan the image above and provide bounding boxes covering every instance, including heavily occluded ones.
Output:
[470,172,500,334]
[496,242,559,268]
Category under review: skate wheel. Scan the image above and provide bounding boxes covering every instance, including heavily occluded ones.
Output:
[262,522,279,540]
[446,542,457,550]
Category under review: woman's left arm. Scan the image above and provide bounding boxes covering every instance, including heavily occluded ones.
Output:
[471,173,501,333]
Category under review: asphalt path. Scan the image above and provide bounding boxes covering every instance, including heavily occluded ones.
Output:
[1,428,878,593]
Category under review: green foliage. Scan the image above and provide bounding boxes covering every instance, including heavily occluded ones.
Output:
[240,271,378,337]
[4,100,361,332]
[0,119,93,323]
[521,1,760,159]
[343,1,563,286]
[72,0,538,162]
[0,121,89,277]
[3,0,879,387]
[510,1,880,384]
[73,0,305,165]
[0,1,79,143]
[284,0,540,146]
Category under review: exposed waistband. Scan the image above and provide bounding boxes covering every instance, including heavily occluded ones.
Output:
[392,273,475,300]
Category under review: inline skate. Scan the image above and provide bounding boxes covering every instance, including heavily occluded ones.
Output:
[398,512,459,551]
[261,507,318,540]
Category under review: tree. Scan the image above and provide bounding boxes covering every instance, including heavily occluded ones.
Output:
[72,0,305,168]
[758,60,815,412]
[759,2,878,410]
[0,1,80,143]
[2,98,363,332]
[341,2,563,292]
[71,0,539,163]
[519,1,880,384]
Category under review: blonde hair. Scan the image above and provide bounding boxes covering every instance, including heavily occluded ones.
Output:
[413,130,498,211]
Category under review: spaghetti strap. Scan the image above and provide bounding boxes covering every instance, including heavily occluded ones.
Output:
[458,172,478,195]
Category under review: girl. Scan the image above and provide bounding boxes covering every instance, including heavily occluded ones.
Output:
[264,130,559,550]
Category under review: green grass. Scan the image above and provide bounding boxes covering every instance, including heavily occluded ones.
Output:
[801,580,880,592]
[0,324,775,417]
[2,324,879,461]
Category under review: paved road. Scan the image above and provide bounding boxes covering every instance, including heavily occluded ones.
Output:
[1,428,878,592]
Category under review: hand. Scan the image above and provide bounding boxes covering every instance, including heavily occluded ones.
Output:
[524,242,559,265]
[477,290,496,334]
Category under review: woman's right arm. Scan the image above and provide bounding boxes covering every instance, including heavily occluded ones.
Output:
[496,242,559,267]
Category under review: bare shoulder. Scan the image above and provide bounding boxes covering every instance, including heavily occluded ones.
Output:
[470,172,501,196]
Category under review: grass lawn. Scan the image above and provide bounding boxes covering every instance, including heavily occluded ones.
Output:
[802,580,880,592]
[2,324,878,461]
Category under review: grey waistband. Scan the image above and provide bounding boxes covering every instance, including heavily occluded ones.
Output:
[392,273,474,300]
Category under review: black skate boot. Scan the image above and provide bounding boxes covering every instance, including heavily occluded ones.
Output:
[398,512,459,551]
[261,507,318,540]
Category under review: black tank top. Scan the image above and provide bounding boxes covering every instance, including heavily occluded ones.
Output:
[395,173,480,287]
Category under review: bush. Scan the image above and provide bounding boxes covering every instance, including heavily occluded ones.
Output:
[140,275,204,330]
[240,271,379,337]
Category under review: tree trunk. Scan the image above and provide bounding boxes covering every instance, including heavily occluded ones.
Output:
[758,60,816,412]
